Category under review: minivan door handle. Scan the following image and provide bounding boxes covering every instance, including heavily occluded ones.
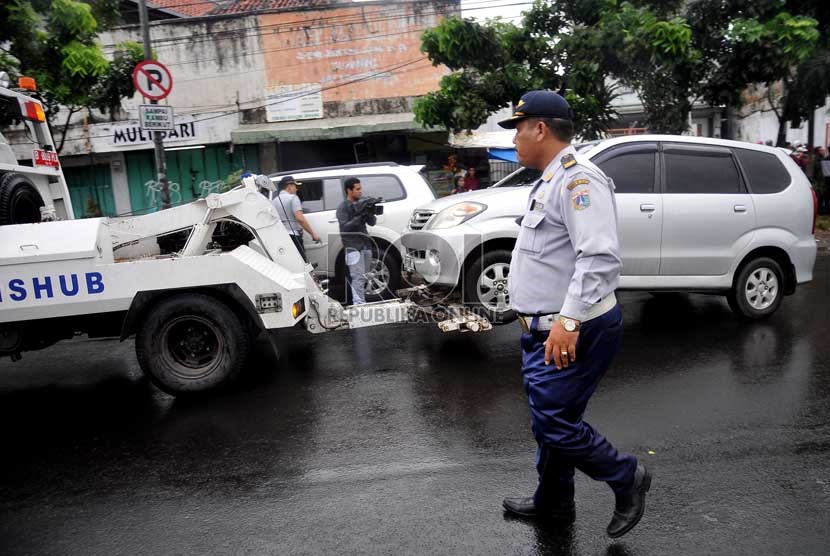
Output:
[734,205,747,213]
[640,204,656,213]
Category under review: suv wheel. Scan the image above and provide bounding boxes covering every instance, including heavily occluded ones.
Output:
[464,249,516,324]
[727,257,784,320]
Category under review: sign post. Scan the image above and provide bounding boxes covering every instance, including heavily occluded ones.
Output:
[135,0,173,209]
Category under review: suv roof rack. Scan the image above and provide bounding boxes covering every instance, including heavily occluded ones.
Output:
[269,161,399,177]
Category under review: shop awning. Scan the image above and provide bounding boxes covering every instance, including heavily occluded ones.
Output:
[488,148,518,162]
[231,113,429,144]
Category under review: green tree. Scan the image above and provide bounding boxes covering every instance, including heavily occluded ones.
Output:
[0,0,141,151]
[416,1,822,139]
[415,8,618,140]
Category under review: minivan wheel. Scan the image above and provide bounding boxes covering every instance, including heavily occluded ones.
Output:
[364,245,402,301]
[727,257,784,320]
[463,249,516,325]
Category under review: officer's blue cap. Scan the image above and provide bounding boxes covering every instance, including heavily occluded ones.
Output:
[498,90,573,129]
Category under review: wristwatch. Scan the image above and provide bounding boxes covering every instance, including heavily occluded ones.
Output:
[559,316,581,332]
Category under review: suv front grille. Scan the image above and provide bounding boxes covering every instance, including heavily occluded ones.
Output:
[409,209,434,230]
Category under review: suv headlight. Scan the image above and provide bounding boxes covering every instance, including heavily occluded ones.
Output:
[427,202,487,230]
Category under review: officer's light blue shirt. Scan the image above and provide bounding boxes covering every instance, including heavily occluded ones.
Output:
[508,145,621,321]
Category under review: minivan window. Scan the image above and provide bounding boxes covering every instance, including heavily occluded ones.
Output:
[594,143,657,194]
[494,167,542,187]
[352,175,405,202]
[733,148,791,194]
[663,144,743,194]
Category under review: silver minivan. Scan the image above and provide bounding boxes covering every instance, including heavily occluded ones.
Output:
[402,135,818,322]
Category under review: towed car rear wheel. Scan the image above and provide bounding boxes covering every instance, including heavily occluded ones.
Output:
[463,249,516,325]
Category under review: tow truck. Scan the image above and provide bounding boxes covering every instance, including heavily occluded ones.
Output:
[0,73,73,225]
[0,174,491,395]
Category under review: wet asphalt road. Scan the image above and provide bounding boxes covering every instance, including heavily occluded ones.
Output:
[1,257,829,556]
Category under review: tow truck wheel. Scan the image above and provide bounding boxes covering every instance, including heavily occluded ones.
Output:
[136,293,252,395]
[0,172,44,225]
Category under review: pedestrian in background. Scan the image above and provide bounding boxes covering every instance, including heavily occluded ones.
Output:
[336,177,377,305]
[498,90,651,539]
[815,146,829,214]
[465,166,482,190]
[450,175,468,195]
[272,176,320,262]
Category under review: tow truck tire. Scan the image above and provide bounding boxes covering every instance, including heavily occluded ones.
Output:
[463,249,516,325]
[0,172,44,225]
[136,293,252,395]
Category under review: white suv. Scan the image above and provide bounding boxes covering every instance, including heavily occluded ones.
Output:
[270,162,435,300]
[402,135,818,321]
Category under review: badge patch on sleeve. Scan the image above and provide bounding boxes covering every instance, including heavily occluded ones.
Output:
[572,189,591,210]
[566,178,589,191]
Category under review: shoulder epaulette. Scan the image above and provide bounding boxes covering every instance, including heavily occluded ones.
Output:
[561,153,577,169]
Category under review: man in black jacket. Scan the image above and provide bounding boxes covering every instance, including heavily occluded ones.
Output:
[336,177,376,305]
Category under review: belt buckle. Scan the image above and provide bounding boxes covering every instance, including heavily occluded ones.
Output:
[518,316,530,333]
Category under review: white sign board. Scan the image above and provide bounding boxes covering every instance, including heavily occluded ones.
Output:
[265,83,323,123]
[821,160,830,178]
[139,105,174,131]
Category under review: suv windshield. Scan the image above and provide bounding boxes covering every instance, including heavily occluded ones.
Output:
[494,167,542,187]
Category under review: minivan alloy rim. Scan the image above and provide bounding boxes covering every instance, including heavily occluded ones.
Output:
[745,267,779,311]
[478,262,510,311]
[365,256,392,296]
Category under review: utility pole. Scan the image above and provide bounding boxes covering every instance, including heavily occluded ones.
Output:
[137,0,171,209]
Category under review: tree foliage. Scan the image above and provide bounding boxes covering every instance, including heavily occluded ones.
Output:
[416,0,824,139]
[0,0,141,150]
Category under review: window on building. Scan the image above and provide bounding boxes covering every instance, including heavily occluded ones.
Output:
[733,148,791,194]
[663,144,743,194]
[594,143,657,194]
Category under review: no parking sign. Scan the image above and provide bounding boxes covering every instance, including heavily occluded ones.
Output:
[132,60,173,101]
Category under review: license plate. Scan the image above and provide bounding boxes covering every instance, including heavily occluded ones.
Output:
[33,149,59,168]
[404,255,414,271]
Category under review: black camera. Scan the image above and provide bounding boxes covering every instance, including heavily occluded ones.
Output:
[355,196,384,216]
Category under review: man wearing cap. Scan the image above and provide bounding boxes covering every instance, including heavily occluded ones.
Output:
[498,90,651,538]
[273,176,320,262]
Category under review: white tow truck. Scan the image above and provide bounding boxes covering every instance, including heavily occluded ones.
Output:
[0,175,491,395]
[0,74,73,225]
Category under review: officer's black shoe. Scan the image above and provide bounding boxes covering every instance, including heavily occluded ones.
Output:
[502,497,576,522]
[606,464,652,539]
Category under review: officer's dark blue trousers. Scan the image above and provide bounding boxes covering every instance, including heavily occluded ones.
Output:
[520,305,637,508]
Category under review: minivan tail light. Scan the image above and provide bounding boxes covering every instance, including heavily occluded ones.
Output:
[812,188,818,235]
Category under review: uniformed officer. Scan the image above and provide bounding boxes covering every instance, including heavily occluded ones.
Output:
[498,90,651,538]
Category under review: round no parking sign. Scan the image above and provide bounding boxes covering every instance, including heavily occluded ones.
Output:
[132,60,173,101]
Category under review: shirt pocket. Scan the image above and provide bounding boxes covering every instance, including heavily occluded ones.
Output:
[517,211,546,254]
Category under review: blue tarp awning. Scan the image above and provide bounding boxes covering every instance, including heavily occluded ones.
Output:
[488,148,517,163]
